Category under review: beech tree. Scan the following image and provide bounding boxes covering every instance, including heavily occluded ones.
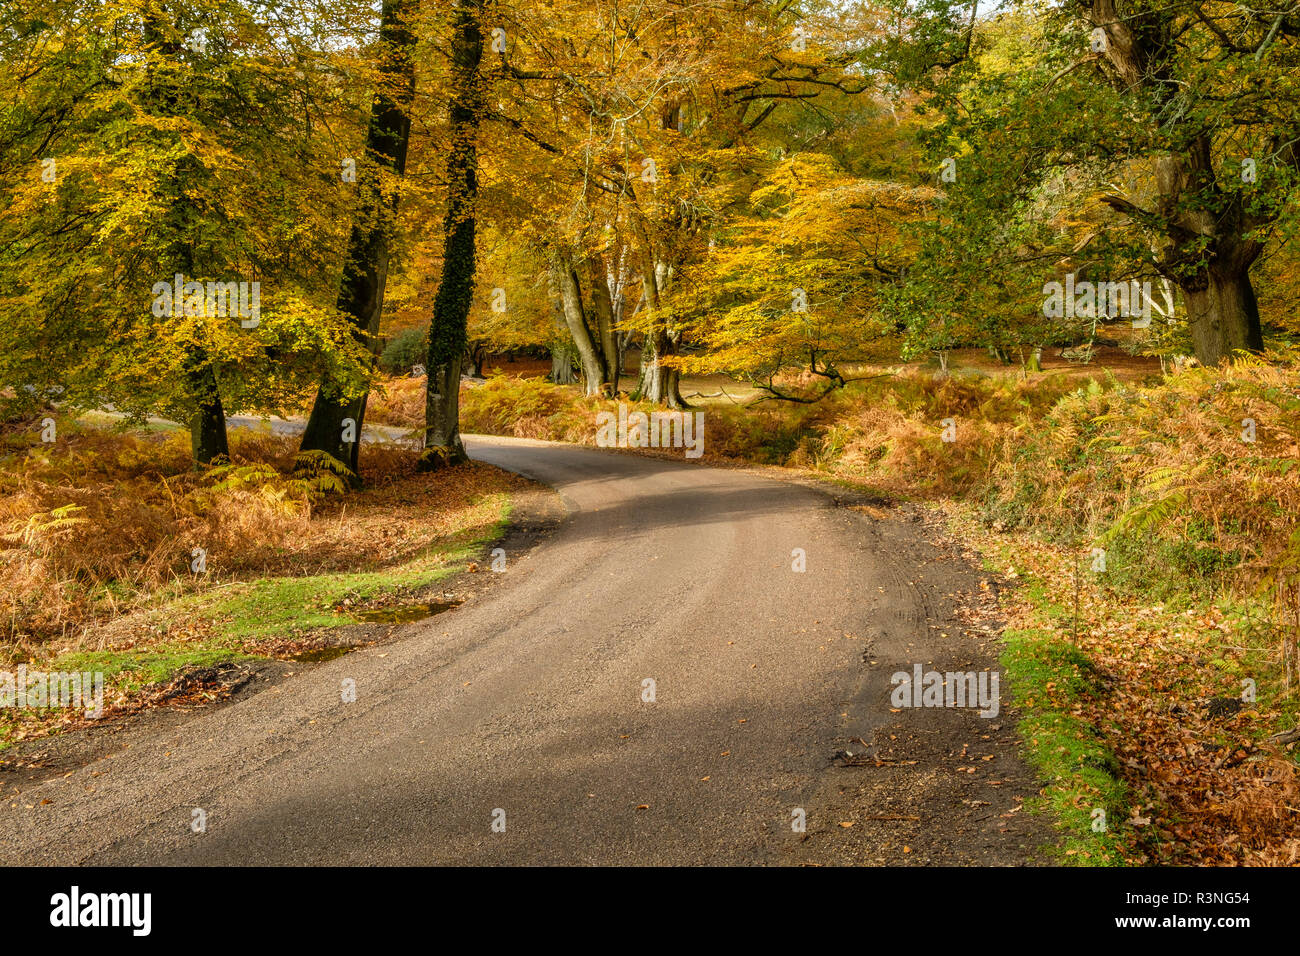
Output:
[0,0,370,464]
[300,0,417,479]
[1079,0,1298,363]
[419,0,485,469]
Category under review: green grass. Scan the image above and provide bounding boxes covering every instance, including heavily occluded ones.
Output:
[164,507,509,649]
[971,529,1300,866]
[1,497,514,752]
[1000,617,1131,865]
[202,543,481,644]
[52,646,250,692]
[966,541,1133,865]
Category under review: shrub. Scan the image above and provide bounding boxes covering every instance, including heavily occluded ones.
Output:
[378,326,426,375]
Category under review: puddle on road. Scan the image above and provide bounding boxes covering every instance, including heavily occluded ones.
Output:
[349,600,461,624]
[288,601,462,661]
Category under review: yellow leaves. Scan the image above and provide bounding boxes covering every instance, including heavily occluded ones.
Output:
[683,152,928,385]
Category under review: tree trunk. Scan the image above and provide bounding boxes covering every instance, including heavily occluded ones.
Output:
[550,250,608,397]
[628,103,690,409]
[1150,151,1265,366]
[184,350,230,464]
[1086,7,1270,367]
[546,269,578,385]
[587,256,618,396]
[300,0,414,482]
[142,15,230,466]
[615,330,632,392]
[637,330,686,407]
[466,343,487,378]
[615,293,643,395]
[633,256,687,408]
[550,343,576,384]
[419,0,483,471]
[176,252,228,464]
[1179,266,1264,365]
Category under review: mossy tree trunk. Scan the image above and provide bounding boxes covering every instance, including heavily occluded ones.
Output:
[299,0,415,483]
[419,0,484,471]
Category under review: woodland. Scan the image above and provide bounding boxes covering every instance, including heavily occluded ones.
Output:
[3,0,1300,865]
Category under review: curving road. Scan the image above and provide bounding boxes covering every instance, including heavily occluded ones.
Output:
[0,436,1050,865]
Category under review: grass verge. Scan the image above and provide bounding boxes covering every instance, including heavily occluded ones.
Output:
[0,422,524,751]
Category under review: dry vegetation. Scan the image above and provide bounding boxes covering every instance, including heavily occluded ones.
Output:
[0,421,524,667]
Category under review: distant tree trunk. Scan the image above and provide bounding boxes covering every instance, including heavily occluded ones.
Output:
[550,249,609,396]
[184,349,230,463]
[176,239,228,464]
[630,104,689,409]
[612,299,637,395]
[142,15,229,465]
[616,292,644,396]
[299,0,414,482]
[615,329,633,392]
[419,0,483,471]
[550,344,576,384]
[633,256,687,408]
[636,330,685,407]
[546,269,578,385]
[587,256,618,395]
[466,342,487,378]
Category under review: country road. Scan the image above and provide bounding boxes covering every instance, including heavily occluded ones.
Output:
[0,436,1052,865]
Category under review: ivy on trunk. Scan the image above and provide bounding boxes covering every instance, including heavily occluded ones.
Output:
[419,0,484,471]
[298,0,415,484]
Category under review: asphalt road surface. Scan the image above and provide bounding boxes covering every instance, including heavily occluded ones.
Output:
[0,436,1051,865]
